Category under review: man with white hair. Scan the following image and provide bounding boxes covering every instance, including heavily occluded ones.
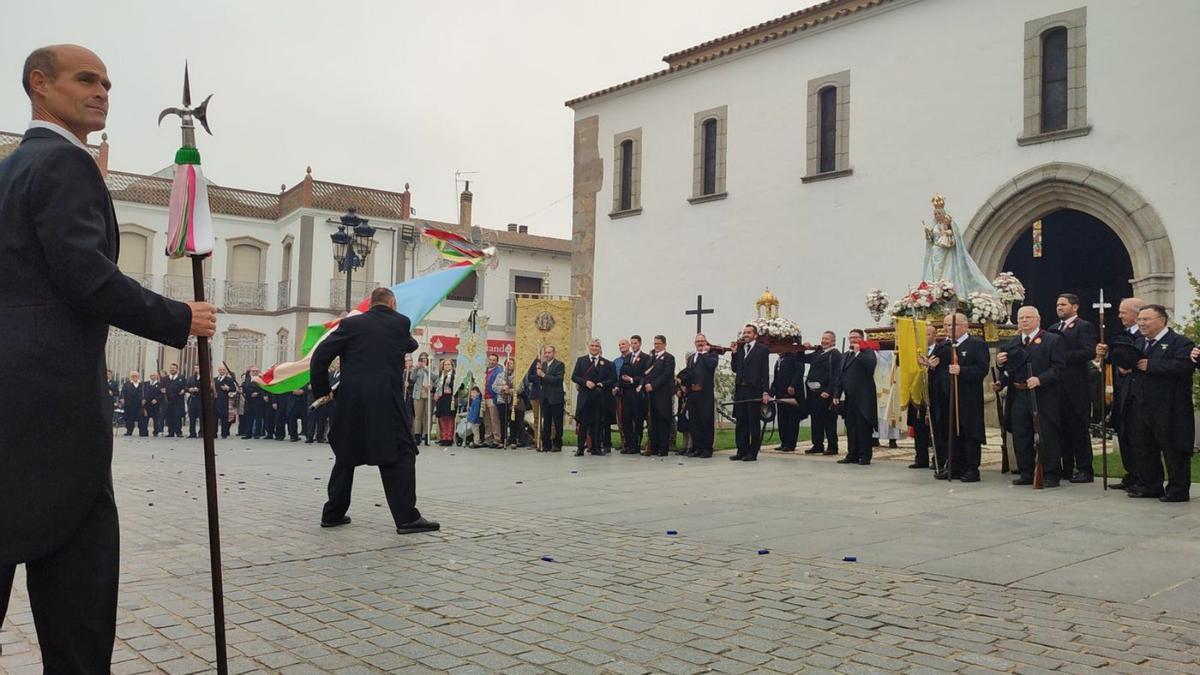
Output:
[997,306,1066,487]
[1096,297,1145,491]
[571,338,614,456]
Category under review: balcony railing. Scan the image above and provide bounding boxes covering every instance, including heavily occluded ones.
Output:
[329,278,375,310]
[163,274,215,302]
[224,280,267,310]
[277,279,292,309]
[127,273,154,289]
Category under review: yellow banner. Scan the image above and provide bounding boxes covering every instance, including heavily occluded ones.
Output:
[896,317,928,407]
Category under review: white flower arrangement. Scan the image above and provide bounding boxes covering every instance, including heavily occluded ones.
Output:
[992,272,1026,303]
[930,279,958,303]
[967,292,1007,324]
[865,289,890,323]
[744,317,803,341]
[892,294,915,317]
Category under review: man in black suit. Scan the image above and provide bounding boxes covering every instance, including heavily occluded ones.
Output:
[1125,304,1195,502]
[0,44,215,671]
[310,287,439,532]
[144,371,163,436]
[186,364,203,438]
[924,313,990,482]
[1096,297,1145,490]
[907,324,939,469]
[772,351,808,452]
[213,365,238,438]
[642,335,676,457]
[571,339,615,456]
[800,331,842,456]
[731,324,771,461]
[121,371,148,437]
[536,345,566,452]
[682,334,720,458]
[1050,293,1100,483]
[618,335,650,453]
[834,329,878,465]
[162,363,186,438]
[997,306,1066,487]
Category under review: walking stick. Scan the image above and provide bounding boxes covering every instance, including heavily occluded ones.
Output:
[946,310,960,478]
[991,367,1010,474]
[1094,289,1111,491]
[159,67,228,674]
[1028,364,1045,490]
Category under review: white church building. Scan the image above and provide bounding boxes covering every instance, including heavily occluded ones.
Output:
[0,131,571,379]
[567,0,1198,355]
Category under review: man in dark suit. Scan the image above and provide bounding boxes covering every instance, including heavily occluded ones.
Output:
[731,324,771,461]
[0,44,214,671]
[924,313,990,482]
[571,339,615,456]
[682,334,720,458]
[1125,304,1195,502]
[800,331,842,456]
[106,370,120,427]
[1050,293,1100,483]
[144,371,163,436]
[186,364,203,438]
[772,351,807,452]
[642,335,676,457]
[310,287,439,532]
[834,329,878,465]
[618,335,650,453]
[213,365,238,438]
[997,306,1066,487]
[121,371,148,437]
[907,324,939,469]
[162,363,186,438]
[536,345,566,452]
[1096,297,1145,490]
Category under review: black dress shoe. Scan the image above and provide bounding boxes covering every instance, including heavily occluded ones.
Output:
[778,447,795,452]
[1160,494,1190,503]
[1069,471,1094,483]
[888,439,898,449]
[741,456,758,462]
[857,460,871,466]
[836,458,856,464]
[396,516,440,534]
[934,471,950,480]
[1128,488,1164,498]
[1044,479,1061,488]
[697,451,713,458]
[729,455,743,461]
[804,447,824,455]
[908,463,929,469]
[822,450,838,456]
[959,472,981,483]
[574,448,586,456]
[320,516,351,528]
[1012,476,1034,486]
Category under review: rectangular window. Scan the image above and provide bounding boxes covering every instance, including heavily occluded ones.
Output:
[803,71,852,182]
[818,87,838,174]
[701,119,718,196]
[619,140,634,211]
[690,106,727,202]
[610,128,643,217]
[1040,28,1068,132]
[514,275,542,295]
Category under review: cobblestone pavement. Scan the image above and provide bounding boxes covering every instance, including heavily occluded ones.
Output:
[3,435,1199,673]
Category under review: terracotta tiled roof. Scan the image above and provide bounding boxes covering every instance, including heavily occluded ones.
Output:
[310,180,407,221]
[0,129,102,162]
[413,219,573,255]
[565,0,891,107]
[106,170,281,220]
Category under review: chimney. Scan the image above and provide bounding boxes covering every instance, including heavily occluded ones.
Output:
[96,133,109,177]
[458,180,472,227]
[507,223,518,232]
[518,225,528,234]
[400,182,412,220]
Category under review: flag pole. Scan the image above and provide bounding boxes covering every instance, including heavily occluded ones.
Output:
[159,64,228,674]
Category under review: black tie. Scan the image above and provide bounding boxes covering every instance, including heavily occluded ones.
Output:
[591,357,597,367]
[1144,339,1156,355]
[1023,335,1031,346]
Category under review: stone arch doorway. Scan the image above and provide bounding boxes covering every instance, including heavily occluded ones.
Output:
[963,162,1175,318]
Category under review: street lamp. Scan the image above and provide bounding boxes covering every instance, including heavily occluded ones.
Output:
[331,207,376,311]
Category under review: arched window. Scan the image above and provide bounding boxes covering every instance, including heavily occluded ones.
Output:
[619,139,634,211]
[701,118,718,196]
[818,86,838,174]
[1040,27,1068,132]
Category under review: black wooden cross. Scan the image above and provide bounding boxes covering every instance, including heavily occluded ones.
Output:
[685,294,715,334]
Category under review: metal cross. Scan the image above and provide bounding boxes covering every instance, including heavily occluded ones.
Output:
[685,295,715,334]
[1093,289,1112,328]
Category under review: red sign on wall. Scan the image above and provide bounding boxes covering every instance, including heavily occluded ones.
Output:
[428,335,516,357]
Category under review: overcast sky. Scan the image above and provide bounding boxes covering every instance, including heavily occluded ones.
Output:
[1,1,813,239]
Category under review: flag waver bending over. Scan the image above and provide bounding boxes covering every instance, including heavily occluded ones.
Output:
[164,145,215,258]
[258,229,491,393]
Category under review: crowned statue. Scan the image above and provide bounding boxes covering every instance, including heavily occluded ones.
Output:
[921,195,997,298]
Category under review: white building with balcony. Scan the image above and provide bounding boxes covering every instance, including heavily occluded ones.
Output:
[0,131,572,380]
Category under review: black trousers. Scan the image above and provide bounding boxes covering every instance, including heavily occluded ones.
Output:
[496,404,509,446]
[930,399,979,476]
[733,386,763,458]
[124,410,148,436]
[1130,408,1192,499]
[578,410,606,452]
[910,403,931,467]
[216,411,231,438]
[1116,409,1140,486]
[844,408,874,463]
[807,393,838,452]
[620,391,644,450]
[322,456,420,526]
[509,400,529,446]
[1,478,119,673]
[649,403,671,454]
[540,401,564,450]
[687,393,714,452]
[1060,400,1092,476]
[166,404,184,436]
[777,402,800,450]
[1010,390,1062,482]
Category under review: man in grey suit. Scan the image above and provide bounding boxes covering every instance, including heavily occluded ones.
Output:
[536,345,566,452]
[0,45,216,670]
